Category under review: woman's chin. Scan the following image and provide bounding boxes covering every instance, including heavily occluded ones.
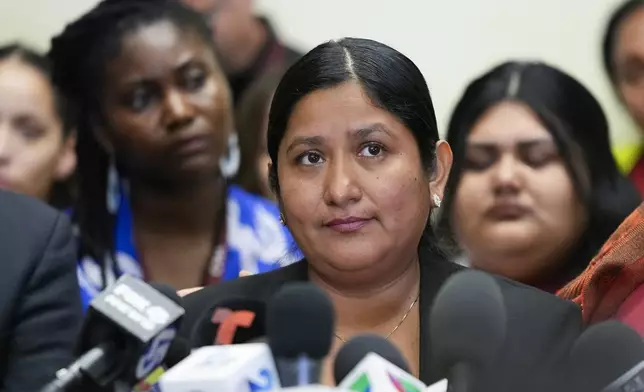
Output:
[313,246,387,273]
[483,221,541,243]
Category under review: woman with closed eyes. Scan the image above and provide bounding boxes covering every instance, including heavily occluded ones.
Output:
[436,61,641,292]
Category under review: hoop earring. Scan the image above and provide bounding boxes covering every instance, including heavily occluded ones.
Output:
[106,158,120,215]
[432,194,442,208]
[219,132,240,179]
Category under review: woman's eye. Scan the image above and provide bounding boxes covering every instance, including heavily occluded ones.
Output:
[183,68,206,91]
[297,152,325,166]
[359,143,384,157]
[127,87,154,112]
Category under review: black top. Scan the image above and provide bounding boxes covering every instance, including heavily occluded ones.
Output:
[0,191,82,392]
[179,247,582,392]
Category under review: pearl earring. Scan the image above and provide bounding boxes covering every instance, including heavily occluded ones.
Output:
[432,194,442,208]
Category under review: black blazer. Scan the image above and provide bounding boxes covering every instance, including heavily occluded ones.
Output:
[0,191,82,392]
[179,247,582,392]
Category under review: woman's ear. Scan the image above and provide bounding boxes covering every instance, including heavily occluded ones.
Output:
[429,141,453,202]
[268,161,280,198]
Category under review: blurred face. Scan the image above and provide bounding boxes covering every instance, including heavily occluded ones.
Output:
[277,81,451,281]
[613,6,644,131]
[0,59,76,200]
[452,102,586,283]
[102,21,233,187]
[180,0,254,72]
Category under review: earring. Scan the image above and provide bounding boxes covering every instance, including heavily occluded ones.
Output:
[279,213,285,225]
[219,132,240,179]
[106,158,120,215]
[432,194,442,208]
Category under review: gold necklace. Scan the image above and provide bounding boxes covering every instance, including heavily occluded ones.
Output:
[334,292,420,343]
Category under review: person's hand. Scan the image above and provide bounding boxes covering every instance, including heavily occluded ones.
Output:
[239,270,252,277]
[178,287,203,297]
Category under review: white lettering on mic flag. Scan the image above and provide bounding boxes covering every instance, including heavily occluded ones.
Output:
[103,281,172,332]
[337,353,426,392]
[158,343,280,392]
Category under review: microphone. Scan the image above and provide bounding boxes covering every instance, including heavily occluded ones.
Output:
[568,320,644,392]
[429,270,507,392]
[334,334,427,392]
[133,336,191,391]
[190,297,267,347]
[267,282,335,387]
[157,343,280,391]
[41,276,185,392]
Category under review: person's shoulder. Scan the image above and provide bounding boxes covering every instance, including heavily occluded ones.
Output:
[492,275,582,382]
[0,190,61,223]
[495,275,582,318]
[0,191,71,251]
[178,261,307,339]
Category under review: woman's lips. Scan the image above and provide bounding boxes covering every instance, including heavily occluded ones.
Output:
[325,217,373,233]
[486,203,530,220]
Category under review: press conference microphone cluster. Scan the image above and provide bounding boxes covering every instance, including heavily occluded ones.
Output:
[159,282,335,391]
[331,270,507,392]
[41,275,185,392]
[568,320,644,392]
[159,269,508,391]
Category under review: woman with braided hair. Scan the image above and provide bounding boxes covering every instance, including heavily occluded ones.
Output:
[48,0,297,309]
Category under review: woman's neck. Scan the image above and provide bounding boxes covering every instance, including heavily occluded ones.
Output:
[309,256,421,335]
[126,178,227,289]
[129,177,225,235]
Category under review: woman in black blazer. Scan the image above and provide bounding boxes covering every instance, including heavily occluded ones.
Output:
[180,38,583,391]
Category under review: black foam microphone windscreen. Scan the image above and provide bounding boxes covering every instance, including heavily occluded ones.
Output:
[266,282,335,386]
[429,270,507,392]
[568,320,644,392]
[266,282,335,360]
[333,333,410,385]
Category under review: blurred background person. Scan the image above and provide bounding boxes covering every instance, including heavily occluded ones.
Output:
[232,69,283,200]
[603,0,644,195]
[436,62,641,292]
[48,0,296,310]
[0,190,81,391]
[180,0,302,103]
[0,44,76,208]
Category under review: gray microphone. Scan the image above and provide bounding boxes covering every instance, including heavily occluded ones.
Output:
[429,270,507,392]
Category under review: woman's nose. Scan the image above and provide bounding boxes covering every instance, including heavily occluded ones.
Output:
[491,155,522,194]
[163,89,196,132]
[322,156,362,207]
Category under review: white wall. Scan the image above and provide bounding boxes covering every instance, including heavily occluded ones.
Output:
[0,0,638,145]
